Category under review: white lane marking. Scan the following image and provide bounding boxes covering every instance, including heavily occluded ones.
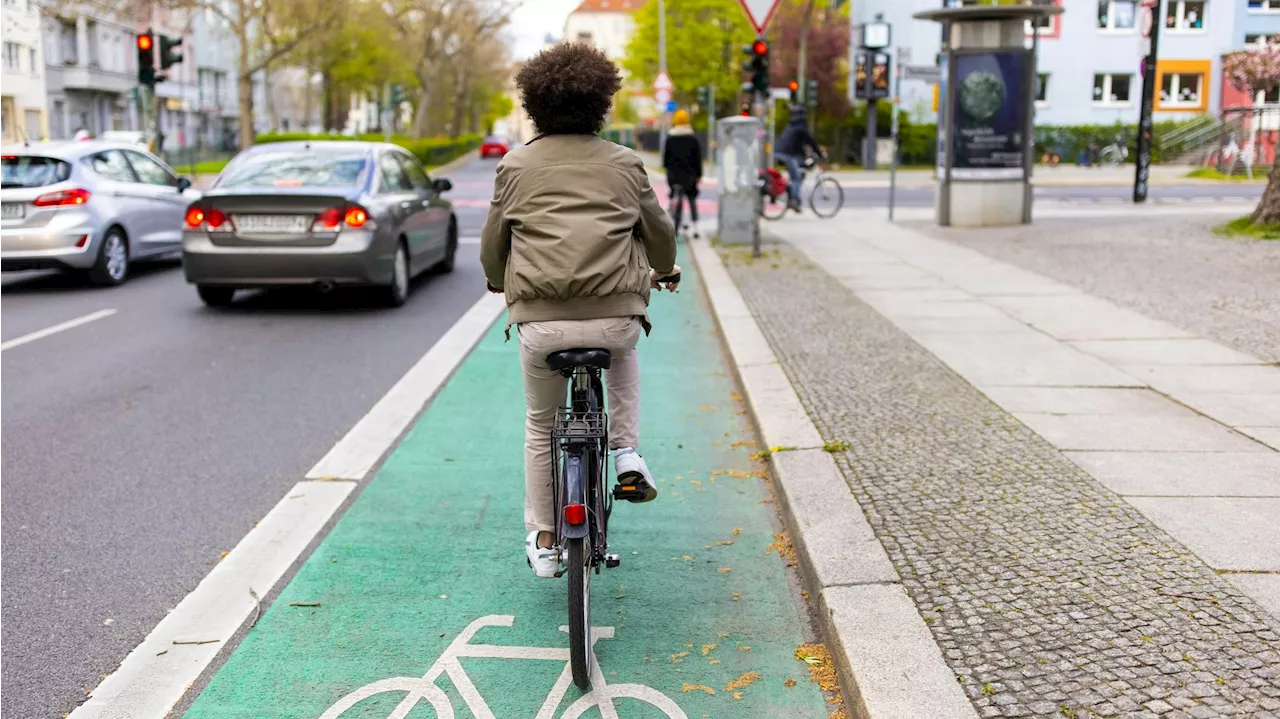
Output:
[0,308,117,352]
[307,293,507,480]
[459,236,481,245]
[69,292,507,719]
[69,481,356,719]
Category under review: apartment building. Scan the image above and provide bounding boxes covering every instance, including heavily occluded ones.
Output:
[193,5,239,149]
[852,0,1263,126]
[41,8,139,139]
[562,0,645,61]
[2,0,48,142]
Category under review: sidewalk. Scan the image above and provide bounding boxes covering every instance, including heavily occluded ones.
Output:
[173,257,836,718]
[692,211,1280,718]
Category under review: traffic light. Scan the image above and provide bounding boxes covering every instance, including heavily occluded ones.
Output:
[788,80,799,104]
[806,79,818,108]
[390,83,405,106]
[696,86,711,108]
[159,34,183,71]
[136,31,156,87]
[739,99,751,117]
[743,38,769,95]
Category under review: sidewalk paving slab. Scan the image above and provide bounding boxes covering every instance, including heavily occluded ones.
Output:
[702,217,1280,718]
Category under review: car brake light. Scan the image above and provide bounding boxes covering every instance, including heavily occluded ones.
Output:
[563,503,586,526]
[344,206,368,228]
[205,208,226,229]
[33,188,91,207]
[185,207,205,227]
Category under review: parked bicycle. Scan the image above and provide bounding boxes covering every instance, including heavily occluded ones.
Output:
[1099,135,1129,167]
[759,155,843,220]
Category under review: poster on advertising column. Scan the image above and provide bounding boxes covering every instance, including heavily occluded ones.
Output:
[951,51,1029,180]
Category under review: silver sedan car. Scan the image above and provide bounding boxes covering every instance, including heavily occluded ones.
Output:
[181,141,457,308]
[1,140,198,285]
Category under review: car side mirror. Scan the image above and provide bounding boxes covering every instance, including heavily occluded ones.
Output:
[176,177,192,192]
[432,178,452,193]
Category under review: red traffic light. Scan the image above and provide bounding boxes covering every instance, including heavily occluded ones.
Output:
[788,80,799,92]
[137,34,152,50]
[752,40,768,55]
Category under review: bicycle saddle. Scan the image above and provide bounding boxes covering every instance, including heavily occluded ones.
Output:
[547,348,612,371]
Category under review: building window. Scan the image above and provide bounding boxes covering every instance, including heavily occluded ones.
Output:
[1259,87,1280,104]
[1246,34,1273,47]
[1166,0,1205,30]
[1093,73,1132,104]
[1098,0,1137,30]
[60,21,77,65]
[1160,72,1202,106]
[1036,73,1049,104]
[1249,0,1280,11]
[576,31,592,44]
[3,42,20,72]
[29,48,37,75]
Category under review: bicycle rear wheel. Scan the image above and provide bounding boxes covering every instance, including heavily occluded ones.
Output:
[761,191,789,221]
[809,176,844,218]
[567,537,592,690]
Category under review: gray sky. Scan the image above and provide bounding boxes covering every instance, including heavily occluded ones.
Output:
[509,0,581,59]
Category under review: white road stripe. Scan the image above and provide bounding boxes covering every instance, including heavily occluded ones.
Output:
[69,292,507,719]
[459,236,482,244]
[307,293,506,480]
[0,308,117,352]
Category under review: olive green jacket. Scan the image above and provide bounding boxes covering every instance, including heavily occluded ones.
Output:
[480,134,677,331]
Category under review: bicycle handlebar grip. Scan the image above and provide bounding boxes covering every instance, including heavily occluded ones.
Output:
[656,272,681,284]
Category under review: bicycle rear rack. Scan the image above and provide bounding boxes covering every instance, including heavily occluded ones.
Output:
[552,410,607,442]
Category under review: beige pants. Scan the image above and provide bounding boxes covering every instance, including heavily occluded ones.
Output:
[519,316,642,532]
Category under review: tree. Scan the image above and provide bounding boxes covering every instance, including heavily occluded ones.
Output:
[1224,44,1280,224]
[386,0,516,138]
[623,0,755,117]
[769,0,850,119]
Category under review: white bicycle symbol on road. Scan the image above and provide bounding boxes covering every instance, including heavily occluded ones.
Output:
[320,615,689,719]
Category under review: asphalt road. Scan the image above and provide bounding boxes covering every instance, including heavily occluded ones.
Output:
[0,158,499,718]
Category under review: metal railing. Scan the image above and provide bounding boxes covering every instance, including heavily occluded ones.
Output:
[1192,106,1280,176]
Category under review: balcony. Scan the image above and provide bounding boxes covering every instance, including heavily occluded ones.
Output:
[50,63,134,94]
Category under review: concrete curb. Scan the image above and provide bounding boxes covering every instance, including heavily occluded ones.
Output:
[689,237,980,719]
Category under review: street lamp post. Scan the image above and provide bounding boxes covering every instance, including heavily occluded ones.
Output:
[658,0,668,156]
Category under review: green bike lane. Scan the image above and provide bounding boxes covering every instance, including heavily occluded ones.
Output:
[184,257,832,719]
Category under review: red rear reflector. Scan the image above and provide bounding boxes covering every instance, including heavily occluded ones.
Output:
[344,206,368,228]
[205,208,226,229]
[185,207,205,227]
[564,504,586,526]
[33,188,90,207]
[75,234,89,248]
[319,207,341,228]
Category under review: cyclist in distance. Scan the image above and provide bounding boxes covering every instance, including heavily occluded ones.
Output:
[480,42,680,579]
[774,104,824,212]
[662,108,704,238]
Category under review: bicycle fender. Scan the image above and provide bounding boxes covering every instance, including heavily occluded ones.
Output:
[561,451,590,540]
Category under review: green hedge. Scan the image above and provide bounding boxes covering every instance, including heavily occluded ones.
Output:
[890,120,1194,166]
[253,132,483,168]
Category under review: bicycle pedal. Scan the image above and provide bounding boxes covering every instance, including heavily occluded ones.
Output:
[605,553,621,568]
[612,484,642,500]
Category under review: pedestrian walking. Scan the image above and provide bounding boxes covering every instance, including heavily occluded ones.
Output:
[662,109,703,239]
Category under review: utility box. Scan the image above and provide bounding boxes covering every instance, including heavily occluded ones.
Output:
[716,115,763,245]
[914,4,1061,227]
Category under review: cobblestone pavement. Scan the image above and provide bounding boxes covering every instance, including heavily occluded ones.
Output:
[906,215,1280,363]
[723,244,1280,719]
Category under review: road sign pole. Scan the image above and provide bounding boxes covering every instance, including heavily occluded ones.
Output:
[889,52,903,220]
[1134,0,1161,204]
[864,52,877,171]
[658,0,668,157]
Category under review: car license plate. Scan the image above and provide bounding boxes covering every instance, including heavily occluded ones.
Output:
[2,203,25,219]
[233,214,310,233]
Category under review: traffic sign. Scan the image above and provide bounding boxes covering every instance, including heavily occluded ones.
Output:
[665,100,678,113]
[655,88,671,106]
[902,65,941,83]
[736,0,783,35]
[653,71,673,91]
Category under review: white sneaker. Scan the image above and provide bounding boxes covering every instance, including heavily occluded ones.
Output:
[525,531,559,578]
[614,448,658,503]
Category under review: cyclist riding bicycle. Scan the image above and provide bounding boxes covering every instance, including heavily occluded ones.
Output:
[479,43,680,579]
[662,109,704,238]
[774,105,824,212]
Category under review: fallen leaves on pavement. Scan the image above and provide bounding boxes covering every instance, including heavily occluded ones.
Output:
[725,671,761,691]
[681,684,715,695]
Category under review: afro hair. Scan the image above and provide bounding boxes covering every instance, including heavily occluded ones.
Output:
[516,42,622,136]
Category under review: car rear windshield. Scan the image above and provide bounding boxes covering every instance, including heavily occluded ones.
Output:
[2,155,72,188]
[485,136,505,144]
[217,150,371,189]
